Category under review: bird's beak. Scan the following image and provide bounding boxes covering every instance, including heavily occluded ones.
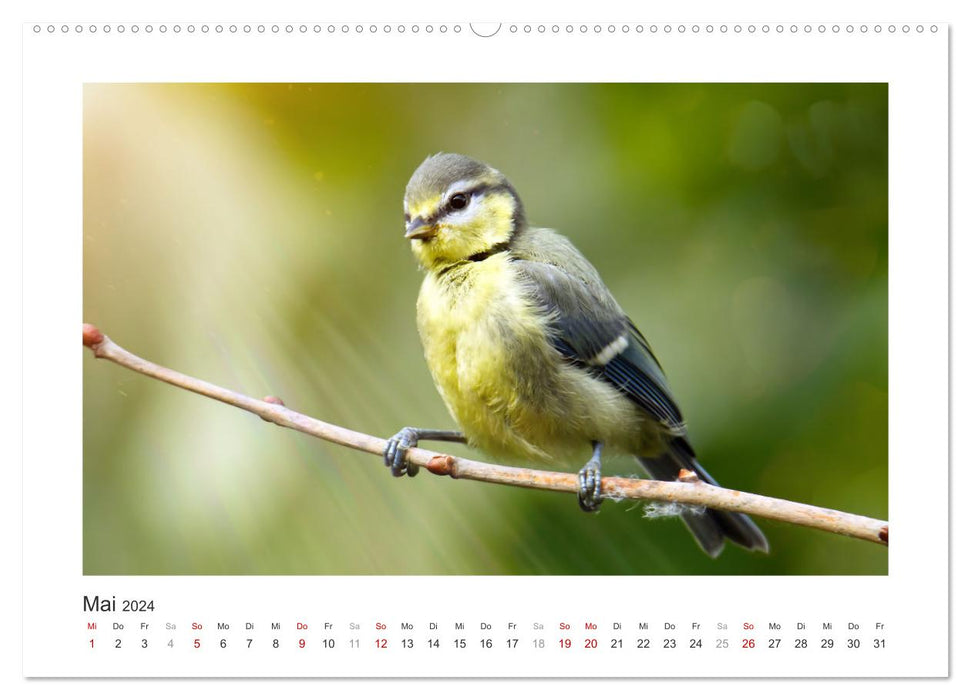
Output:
[404,217,436,240]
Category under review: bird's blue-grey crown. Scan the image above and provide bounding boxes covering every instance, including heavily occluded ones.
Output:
[406,153,496,201]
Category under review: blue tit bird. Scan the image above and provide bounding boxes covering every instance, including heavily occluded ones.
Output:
[384,153,768,557]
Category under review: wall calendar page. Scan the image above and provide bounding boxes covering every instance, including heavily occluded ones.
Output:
[17,3,957,695]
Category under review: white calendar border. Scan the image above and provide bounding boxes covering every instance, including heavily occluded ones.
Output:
[20,17,947,679]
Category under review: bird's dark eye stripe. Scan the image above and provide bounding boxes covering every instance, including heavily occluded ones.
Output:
[416,183,512,227]
[441,184,507,215]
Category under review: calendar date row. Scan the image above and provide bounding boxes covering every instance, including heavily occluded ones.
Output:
[90,635,887,651]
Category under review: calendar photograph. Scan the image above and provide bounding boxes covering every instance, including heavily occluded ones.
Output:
[82,82,889,577]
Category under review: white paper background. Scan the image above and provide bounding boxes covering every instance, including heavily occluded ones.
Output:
[8,0,965,697]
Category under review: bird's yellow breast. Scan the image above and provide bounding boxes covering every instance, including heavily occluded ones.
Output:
[416,254,655,464]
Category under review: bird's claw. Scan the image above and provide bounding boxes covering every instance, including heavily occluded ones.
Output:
[577,458,603,512]
[384,427,421,477]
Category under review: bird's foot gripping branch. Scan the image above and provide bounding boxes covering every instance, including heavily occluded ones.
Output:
[81,323,889,549]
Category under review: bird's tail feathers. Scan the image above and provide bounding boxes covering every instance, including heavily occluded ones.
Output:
[636,440,769,557]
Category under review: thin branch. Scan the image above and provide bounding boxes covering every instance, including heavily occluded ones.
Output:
[82,324,889,547]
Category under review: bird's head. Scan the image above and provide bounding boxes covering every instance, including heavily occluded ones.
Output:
[402,153,526,271]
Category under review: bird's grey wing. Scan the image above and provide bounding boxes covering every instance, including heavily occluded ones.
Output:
[514,259,686,433]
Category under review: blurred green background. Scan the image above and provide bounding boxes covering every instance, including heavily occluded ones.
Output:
[83,83,888,575]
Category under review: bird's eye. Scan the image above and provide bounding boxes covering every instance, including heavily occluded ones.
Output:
[448,192,469,210]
